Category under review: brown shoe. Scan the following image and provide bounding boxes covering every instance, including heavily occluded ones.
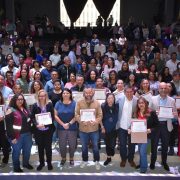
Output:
[129,161,136,168]
[120,160,126,167]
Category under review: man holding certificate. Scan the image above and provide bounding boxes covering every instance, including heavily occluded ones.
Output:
[149,82,177,171]
[75,87,102,170]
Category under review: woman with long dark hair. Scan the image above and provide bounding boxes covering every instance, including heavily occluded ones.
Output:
[101,93,118,166]
[55,88,77,166]
[5,94,33,172]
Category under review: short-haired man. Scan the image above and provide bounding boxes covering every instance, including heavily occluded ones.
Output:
[149,82,177,171]
[116,85,137,168]
[75,87,102,170]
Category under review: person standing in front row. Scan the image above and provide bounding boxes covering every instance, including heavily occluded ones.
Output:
[31,89,55,171]
[54,88,77,167]
[149,82,177,171]
[75,87,102,170]
[101,93,119,166]
[116,85,138,168]
[5,94,33,172]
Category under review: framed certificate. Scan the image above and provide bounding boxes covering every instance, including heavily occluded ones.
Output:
[175,97,180,109]
[94,89,106,100]
[131,119,147,143]
[0,105,5,117]
[141,92,152,103]
[80,109,96,122]
[72,92,83,102]
[24,94,36,105]
[35,112,52,125]
[158,106,173,119]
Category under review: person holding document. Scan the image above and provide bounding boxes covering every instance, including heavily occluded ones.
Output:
[149,82,177,171]
[54,88,77,166]
[132,97,159,173]
[75,87,102,170]
[31,89,55,171]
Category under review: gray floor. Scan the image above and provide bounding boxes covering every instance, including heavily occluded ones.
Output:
[0,144,180,176]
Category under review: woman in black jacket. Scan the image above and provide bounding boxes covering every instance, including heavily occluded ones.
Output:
[31,89,55,171]
[101,93,119,166]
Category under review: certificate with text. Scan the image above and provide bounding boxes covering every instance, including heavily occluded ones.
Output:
[94,89,106,100]
[175,97,180,109]
[24,94,36,105]
[35,112,52,125]
[0,105,5,117]
[80,109,96,122]
[158,106,173,119]
[131,119,147,132]
[72,92,83,102]
[141,92,153,103]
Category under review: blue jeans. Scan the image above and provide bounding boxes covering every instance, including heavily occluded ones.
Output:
[138,140,149,172]
[9,132,32,170]
[117,128,135,162]
[79,131,100,161]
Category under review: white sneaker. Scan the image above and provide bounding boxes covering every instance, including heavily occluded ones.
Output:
[80,161,87,168]
[95,161,100,170]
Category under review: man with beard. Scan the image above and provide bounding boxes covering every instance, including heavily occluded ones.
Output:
[75,87,102,170]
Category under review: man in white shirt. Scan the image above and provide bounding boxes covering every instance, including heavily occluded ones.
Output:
[94,40,106,56]
[115,54,125,71]
[168,38,178,55]
[116,85,137,168]
[68,45,76,67]
[11,47,23,66]
[105,45,117,60]
[0,59,19,80]
[82,39,91,57]
[166,52,180,75]
[49,46,61,67]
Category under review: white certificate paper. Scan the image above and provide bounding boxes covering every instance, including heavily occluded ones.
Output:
[72,92,83,102]
[24,94,36,105]
[0,105,5,117]
[80,109,96,122]
[175,98,180,109]
[141,92,152,103]
[158,106,173,119]
[131,120,147,132]
[35,112,52,125]
[94,89,106,100]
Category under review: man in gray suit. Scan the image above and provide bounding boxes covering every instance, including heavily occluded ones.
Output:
[149,82,177,171]
[116,85,138,168]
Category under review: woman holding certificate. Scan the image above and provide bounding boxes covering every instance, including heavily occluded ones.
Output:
[5,94,33,172]
[31,89,55,171]
[54,88,77,166]
[133,97,159,173]
[101,93,118,166]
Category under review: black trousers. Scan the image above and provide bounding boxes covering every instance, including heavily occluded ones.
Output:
[151,122,170,165]
[35,129,53,165]
[0,132,10,163]
[104,130,117,156]
[169,122,178,147]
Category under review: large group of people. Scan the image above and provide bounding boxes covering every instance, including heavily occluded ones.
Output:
[0,19,180,174]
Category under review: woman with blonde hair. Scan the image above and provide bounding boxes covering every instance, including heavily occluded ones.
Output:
[31,89,55,171]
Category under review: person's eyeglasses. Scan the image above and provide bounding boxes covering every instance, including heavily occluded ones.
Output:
[17,99,24,101]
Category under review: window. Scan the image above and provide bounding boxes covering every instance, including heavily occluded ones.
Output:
[60,0,120,27]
